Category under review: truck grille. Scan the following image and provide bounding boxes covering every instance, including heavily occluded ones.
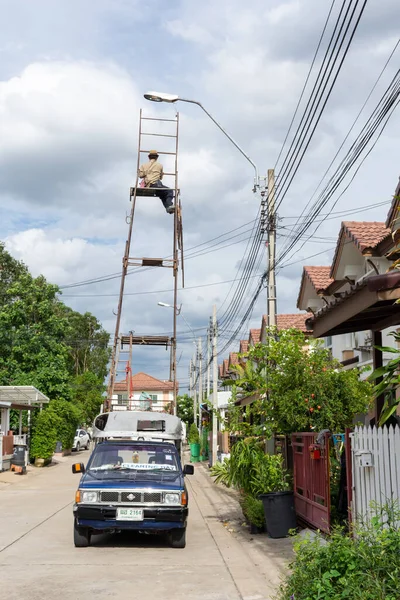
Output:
[96,490,168,505]
[121,491,142,503]
[100,491,119,503]
[143,492,162,503]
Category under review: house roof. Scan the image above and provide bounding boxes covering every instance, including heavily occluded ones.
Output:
[239,340,249,354]
[277,313,311,334]
[249,329,261,345]
[304,266,333,292]
[114,372,175,392]
[331,221,390,278]
[222,359,229,378]
[218,364,223,379]
[228,352,238,370]
[385,176,400,228]
[261,313,311,334]
[297,266,333,309]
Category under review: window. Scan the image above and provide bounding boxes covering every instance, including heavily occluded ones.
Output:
[117,395,128,406]
[325,336,332,347]
[148,394,158,401]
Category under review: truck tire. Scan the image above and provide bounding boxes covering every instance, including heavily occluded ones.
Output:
[168,528,186,548]
[74,519,91,547]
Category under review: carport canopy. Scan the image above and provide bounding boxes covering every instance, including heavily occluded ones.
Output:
[0,386,50,410]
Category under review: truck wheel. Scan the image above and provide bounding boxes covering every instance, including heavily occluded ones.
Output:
[168,528,186,549]
[74,519,91,547]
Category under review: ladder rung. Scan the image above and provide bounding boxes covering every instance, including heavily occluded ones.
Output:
[141,132,177,138]
[140,150,176,155]
[141,117,177,123]
[130,187,180,197]
[127,257,174,268]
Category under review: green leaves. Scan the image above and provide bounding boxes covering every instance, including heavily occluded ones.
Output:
[227,328,372,436]
[368,331,400,425]
[278,507,400,599]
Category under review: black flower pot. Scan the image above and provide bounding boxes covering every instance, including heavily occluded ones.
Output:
[259,491,296,538]
[249,523,264,534]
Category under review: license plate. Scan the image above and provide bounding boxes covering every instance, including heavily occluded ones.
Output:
[116,508,144,521]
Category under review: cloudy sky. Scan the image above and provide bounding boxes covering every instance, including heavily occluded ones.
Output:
[1,0,399,391]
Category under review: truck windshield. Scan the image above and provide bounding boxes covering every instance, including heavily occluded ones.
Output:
[88,444,179,472]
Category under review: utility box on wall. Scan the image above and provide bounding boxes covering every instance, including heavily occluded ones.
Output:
[355,450,374,467]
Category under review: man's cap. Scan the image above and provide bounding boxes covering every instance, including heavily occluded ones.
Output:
[148,150,159,156]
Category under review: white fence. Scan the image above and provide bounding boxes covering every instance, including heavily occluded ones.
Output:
[351,425,400,526]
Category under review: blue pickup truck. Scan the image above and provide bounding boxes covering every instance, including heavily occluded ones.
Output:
[72,439,193,548]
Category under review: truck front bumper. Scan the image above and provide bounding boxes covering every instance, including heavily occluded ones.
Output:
[74,504,188,531]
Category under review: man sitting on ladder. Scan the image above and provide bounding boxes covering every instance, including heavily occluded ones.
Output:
[138,150,175,214]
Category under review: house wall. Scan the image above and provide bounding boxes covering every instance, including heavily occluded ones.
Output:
[111,389,174,411]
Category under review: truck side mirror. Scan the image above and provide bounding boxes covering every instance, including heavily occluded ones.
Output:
[183,464,194,476]
[72,463,85,474]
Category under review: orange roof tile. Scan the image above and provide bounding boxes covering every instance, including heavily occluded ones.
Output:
[331,221,390,277]
[303,266,333,293]
[114,372,175,392]
[276,313,310,334]
[239,340,249,354]
[249,329,261,345]
[262,313,311,334]
[228,352,238,370]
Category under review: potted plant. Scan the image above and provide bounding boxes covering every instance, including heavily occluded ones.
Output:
[241,494,265,534]
[188,423,200,462]
[255,454,296,538]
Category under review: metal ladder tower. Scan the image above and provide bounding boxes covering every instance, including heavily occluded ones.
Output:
[105,109,184,414]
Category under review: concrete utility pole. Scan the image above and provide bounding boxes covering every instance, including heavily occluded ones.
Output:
[207,319,211,399]
[198,337,203,433]
[212,305,218,466]
[267,168,277,327]
[189,358,193,401]
[193,350,198,430]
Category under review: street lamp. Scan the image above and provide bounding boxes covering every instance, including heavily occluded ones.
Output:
[144,91,259,189]
[157,301,197,342]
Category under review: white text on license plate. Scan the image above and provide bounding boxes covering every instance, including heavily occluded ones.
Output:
[116,508,143,521]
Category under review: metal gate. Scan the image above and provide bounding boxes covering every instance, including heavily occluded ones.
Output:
[292,432,331,533]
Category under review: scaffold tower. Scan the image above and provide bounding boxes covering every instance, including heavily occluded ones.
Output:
[105,109,184,414]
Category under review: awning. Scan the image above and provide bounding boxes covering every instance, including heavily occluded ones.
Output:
[0,386,50,408]
[307,271,400,338]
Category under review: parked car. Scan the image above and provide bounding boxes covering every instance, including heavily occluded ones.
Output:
[72,440,194,548]
[73,429,90,452]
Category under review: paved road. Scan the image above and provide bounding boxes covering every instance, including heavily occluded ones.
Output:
[0,453,289,600]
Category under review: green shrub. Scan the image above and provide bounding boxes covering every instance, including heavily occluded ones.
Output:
[30,399,82,459]
[210,458,231,486]
[229,438,290,496]
[188,423,200,444]
[277,508,400,600]
[30,407,62,460]
[241,494,265,528]
[51,399,82,450]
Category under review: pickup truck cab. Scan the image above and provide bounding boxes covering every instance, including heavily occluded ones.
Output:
[73,439,193,548]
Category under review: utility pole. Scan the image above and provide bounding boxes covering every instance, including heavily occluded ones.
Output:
[212,305,218,466]
[193,350,198,430]
[189,358,193,402]
[198,337,203,434]
[207,320,211,400]
[267,168,277,327]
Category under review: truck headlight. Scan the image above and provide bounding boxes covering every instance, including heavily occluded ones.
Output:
[164,492,180,505]
[81,491,98,503]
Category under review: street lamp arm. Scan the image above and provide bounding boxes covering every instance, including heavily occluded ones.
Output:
[179,312,197,343]
[179,97,259,184]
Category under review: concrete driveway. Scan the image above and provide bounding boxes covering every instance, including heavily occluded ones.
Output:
[0,453,291,600]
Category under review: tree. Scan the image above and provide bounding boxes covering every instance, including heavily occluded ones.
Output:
[226,328,372,435]
[61,308,110,379]
[71,371,105,424]
[369,331,400,425]
[176,394,194,425]
[0,272,72,399]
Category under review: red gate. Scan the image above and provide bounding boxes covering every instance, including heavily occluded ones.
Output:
[292,432,331,533]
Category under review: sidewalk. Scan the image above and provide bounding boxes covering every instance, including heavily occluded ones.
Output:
[188,461,294,599]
